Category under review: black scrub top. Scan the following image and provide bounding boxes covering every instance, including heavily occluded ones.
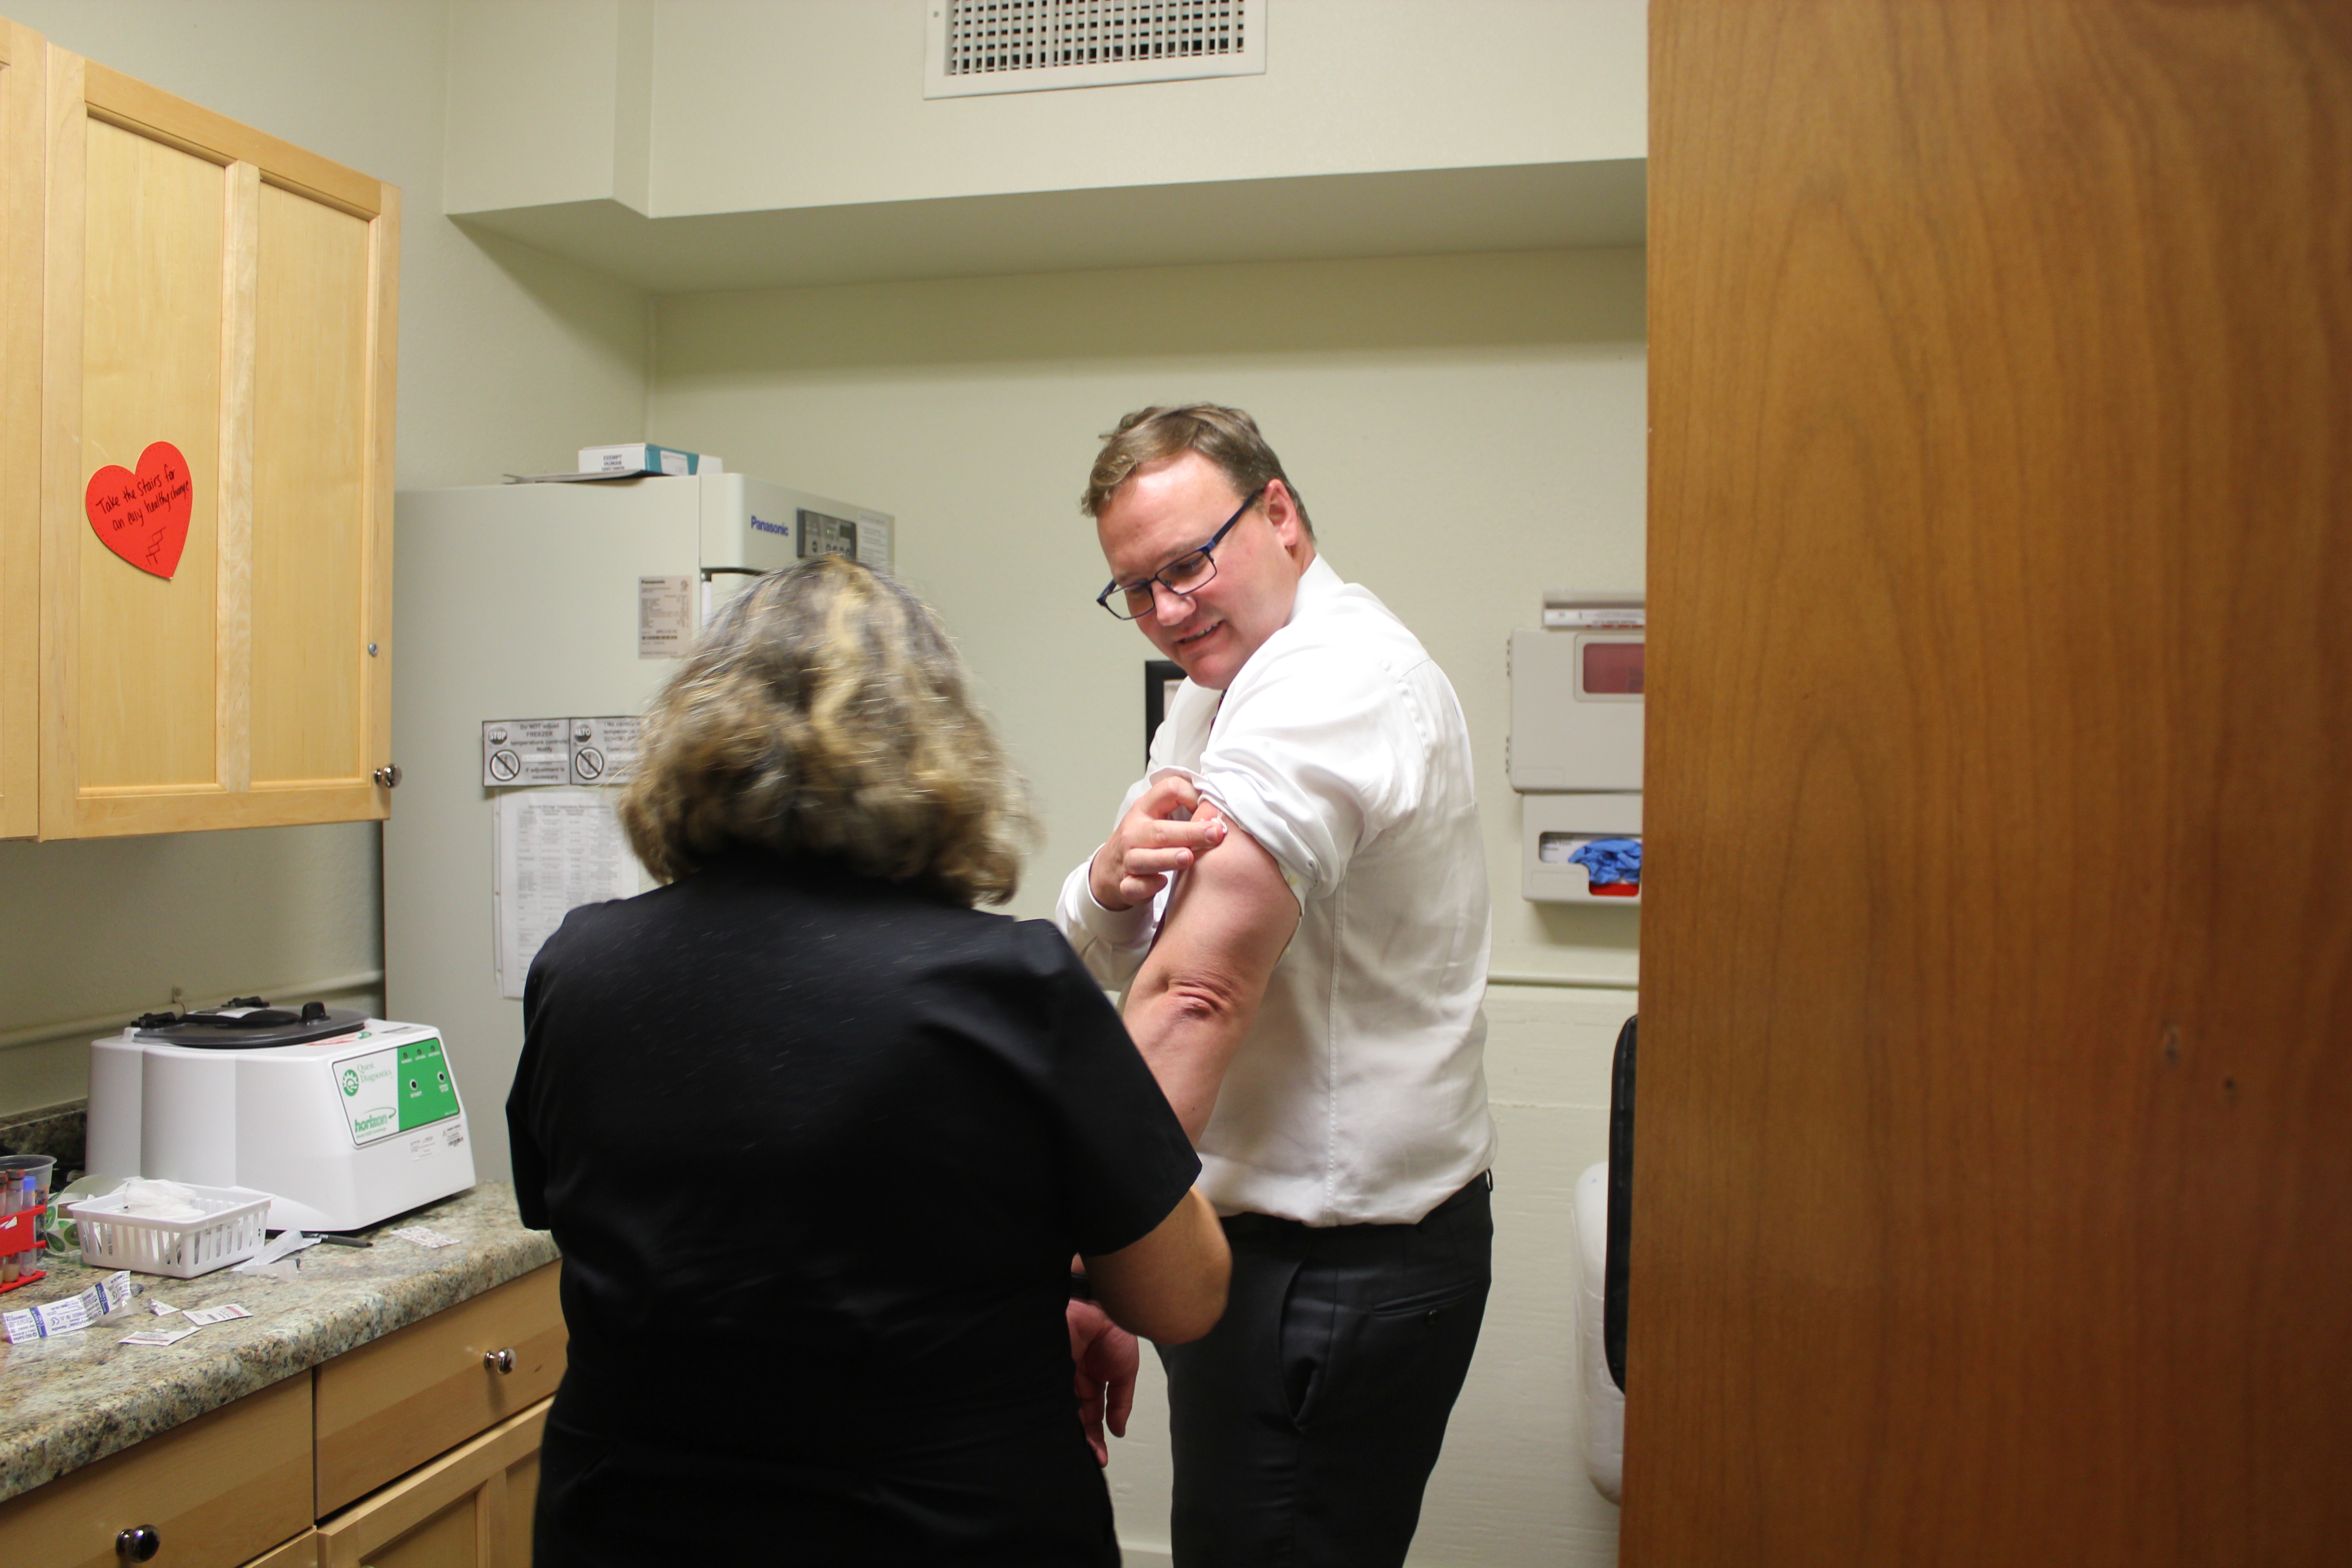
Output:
[508,848,1199,1566]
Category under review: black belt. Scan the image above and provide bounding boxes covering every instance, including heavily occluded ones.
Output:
[1224,1170,1491,1239]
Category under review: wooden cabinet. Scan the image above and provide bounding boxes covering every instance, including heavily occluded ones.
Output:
[0,24,397,841]
[0,1263,565,1568]
[316,1402,545,1568]
[0,1372,314,1568]
[0,18,43,839]
[314,1266,566,1515]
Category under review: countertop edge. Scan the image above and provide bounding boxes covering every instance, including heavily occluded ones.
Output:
[0,1185,559,1505]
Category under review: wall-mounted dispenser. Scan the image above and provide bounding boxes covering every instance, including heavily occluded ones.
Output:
[1509,591,1643,903]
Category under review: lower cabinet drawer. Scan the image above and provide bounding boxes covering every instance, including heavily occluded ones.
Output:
[0,1373,313,1568]
[314,1264,564,1514]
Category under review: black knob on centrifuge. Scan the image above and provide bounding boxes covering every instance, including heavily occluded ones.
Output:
[117,1525,161,1563]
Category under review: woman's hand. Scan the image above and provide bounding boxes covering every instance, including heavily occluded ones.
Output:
[1066,1298,1138,1466]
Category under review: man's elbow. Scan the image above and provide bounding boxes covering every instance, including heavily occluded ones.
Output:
[1153,968,1258,1032]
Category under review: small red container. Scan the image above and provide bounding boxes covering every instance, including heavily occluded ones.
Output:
[0,1202,49,1293]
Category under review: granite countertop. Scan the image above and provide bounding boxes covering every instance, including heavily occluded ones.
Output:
[0,1182,558,1505]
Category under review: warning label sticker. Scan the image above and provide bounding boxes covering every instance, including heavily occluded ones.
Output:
[482,719,568,787]
[568,715,641,786]
[484,716,642,788]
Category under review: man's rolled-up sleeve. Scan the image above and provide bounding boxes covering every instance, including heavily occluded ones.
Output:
[1189,645,1423,906]
[1054,855,1159,989]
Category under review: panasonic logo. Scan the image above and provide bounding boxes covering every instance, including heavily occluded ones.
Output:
[749,514,791,536]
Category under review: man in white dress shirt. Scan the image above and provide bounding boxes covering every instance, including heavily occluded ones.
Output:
[1055,405,1494,1568]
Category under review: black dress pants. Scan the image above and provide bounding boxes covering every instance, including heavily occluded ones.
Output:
[1157,1174,1493,1568]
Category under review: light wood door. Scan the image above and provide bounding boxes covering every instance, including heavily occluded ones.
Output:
[1628,4,2352,1565]
[36,47,397,839]
[316,1399,545,1568]
[0,19,42,838]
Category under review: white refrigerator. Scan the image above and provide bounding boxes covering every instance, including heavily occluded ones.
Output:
[382,474,893,1186]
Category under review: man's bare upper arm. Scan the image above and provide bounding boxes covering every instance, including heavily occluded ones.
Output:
[1122,810,1301,1139]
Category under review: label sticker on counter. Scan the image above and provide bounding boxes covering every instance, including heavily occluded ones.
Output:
[3,1270,135,1343]
[387,1225,462,1250]
[119,1326,201,1347]
[181,1303,252,1327]
[483,718,569,787]
[640,575,694,658]
[149,1300,180,1316]
[5,1297,85,1342]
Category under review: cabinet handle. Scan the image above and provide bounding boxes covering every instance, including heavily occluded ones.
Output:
[374,764,403,789]
[485,1347,515,1374]
[117,1525,161,1563]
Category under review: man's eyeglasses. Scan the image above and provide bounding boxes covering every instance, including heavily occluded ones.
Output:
[1096,485,1268,621]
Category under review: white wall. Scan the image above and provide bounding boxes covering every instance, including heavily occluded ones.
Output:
[648,0,1643,211]
[651,248,1645,976]
[446,0,1645,217]
[650,245,1642,1563]
[443,0,653,214]
[0,0,650,1116]
[1,10,1642,1560]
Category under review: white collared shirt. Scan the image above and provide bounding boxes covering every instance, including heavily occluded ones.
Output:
[1056,556,1494,1226]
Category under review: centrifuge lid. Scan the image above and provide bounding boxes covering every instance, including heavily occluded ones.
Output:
[129,1001,370,1050]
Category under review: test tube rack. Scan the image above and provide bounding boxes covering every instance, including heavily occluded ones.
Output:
[0,1203,49,1293]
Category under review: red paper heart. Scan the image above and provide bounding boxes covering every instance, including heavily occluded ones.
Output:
[85,441,195,580]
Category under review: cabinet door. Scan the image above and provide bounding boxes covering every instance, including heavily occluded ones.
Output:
[0,20,41,839]
[0,1372,313,1568]
[37,48,397,838]
[316,1399,546,1568]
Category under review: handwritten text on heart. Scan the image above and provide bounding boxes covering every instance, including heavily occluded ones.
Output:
[85,442,195,580]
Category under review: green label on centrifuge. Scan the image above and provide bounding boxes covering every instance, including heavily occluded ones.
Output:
[397,1037,461,1131]
[334,1035,459,1147]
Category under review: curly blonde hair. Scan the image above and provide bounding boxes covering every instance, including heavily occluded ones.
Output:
[619,556,1034,905]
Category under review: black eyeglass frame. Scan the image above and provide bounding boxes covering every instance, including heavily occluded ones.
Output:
[1095,484,1269,621]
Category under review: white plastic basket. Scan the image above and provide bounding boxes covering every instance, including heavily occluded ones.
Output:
[69,1184,273,1278]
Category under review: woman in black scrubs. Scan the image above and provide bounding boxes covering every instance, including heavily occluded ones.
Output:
[510,556,1228,1565]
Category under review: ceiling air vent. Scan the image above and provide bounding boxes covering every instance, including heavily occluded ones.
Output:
[926,0,1267,98]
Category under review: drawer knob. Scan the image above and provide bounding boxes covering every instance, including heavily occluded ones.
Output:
[117,1525,161,1563]
[485,1347,516,1374]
